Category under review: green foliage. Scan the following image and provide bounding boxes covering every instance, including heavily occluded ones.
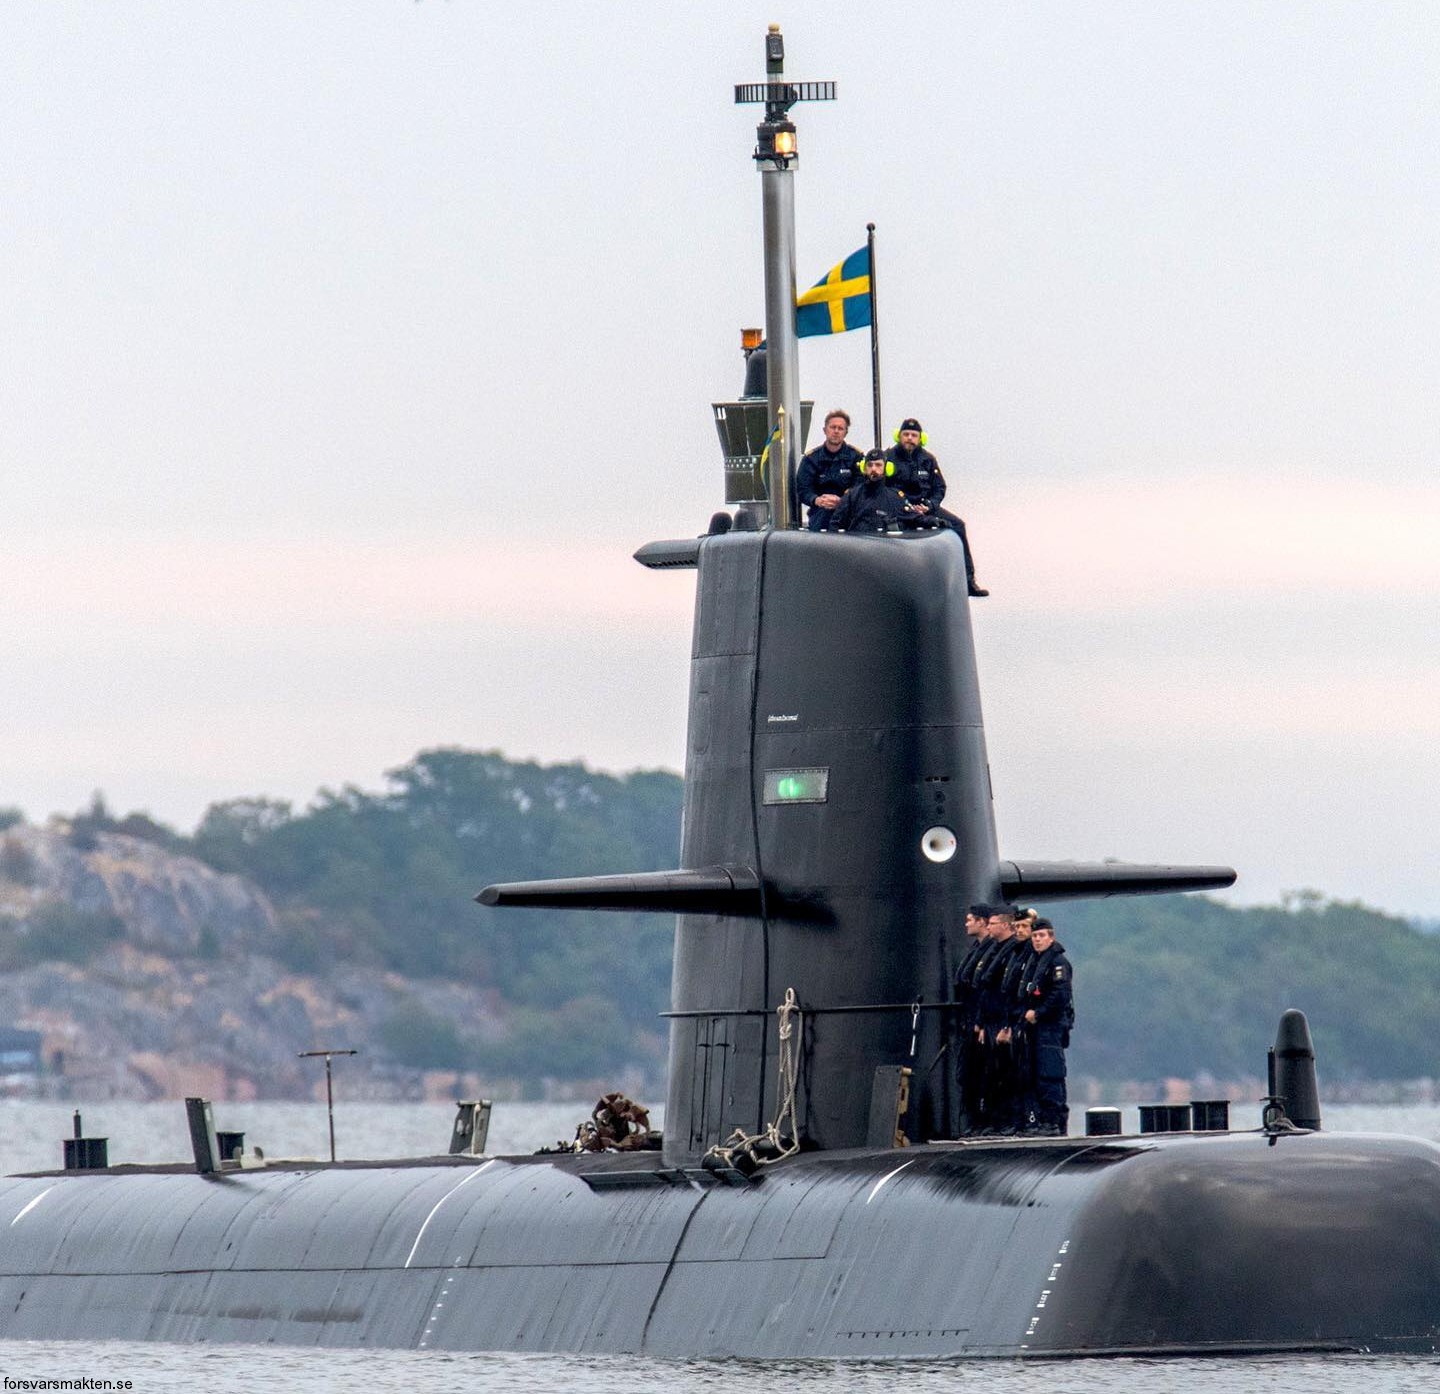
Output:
[1060,895,1440,1082]
[194,920,222,961]
[270,908,365,976]
[192,798,294,873]
[186,750,684,1082]
[0,808,24,833]
[476,997,638,1081]
[66,792,186,854]
[177,747,1440,1086]
[108,811,188,853]
[0,837,35,886]
[378,1002,468,1070]
[66,792,111,851]
[191,749,680,976]
[4,901,126,968]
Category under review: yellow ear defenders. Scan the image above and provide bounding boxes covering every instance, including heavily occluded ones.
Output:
[892,427,929,447]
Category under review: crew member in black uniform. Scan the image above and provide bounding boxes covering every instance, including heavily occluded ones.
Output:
[828,449,917,534]
[1002,910,1037,1133]
[959,908,1006,1134]
[953,904,992,1135]
[1023,917,1074,1136]
[974,905,1025,1133]
[796,408,862,532]
[884,418,987,596]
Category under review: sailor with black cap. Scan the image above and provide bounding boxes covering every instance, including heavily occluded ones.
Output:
[1022,918,1074,1135]
[883,418,988,597]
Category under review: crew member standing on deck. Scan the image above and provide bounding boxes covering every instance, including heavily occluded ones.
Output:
[884,418,988,596]
[1002,910,1038,1133]
[1023,918,1074,1136]
[796,408,863,531]
[975,905,1024,1133]
[953,905,992,1135]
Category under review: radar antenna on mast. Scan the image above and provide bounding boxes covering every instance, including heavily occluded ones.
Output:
[733,25,835,530]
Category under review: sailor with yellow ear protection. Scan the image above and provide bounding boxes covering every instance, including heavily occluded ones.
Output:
[883,418,989,597]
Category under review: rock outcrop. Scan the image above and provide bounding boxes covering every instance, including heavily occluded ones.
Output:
[0,826,503,1100]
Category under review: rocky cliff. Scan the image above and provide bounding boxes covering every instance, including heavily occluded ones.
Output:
[0,825,506,1101]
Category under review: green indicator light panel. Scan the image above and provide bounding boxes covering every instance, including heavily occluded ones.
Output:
[762,768,829,805]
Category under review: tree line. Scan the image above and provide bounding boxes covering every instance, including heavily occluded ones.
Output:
[43,752,1440,1086]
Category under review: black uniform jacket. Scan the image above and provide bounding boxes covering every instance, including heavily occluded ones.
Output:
[1001,940,1034,1026]
[883,444,946,509]
[1024,942,1074,1028]
[797,442,862,508]
[829,477,914,534]
[953,935,989,1029]
[977,936,1025,1032]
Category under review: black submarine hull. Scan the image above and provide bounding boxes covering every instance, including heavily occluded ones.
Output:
[2,1130,1438,1356]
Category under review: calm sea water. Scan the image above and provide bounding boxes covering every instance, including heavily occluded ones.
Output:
[0,1100,1434,1392]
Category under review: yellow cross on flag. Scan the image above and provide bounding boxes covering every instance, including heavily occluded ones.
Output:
[796,246,872,337]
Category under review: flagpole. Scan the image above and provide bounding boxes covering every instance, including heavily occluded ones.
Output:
[867,222,882,450]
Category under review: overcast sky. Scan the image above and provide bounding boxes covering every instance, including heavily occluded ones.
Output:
[3,3,1437,917]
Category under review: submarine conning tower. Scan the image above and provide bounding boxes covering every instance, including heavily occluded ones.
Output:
[665,525,998,1158]
[477,25,1235,1166]
[482,507,1234,1163]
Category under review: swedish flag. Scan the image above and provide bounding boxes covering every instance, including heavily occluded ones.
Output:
[796,246,872,337]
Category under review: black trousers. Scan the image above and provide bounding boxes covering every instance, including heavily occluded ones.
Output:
[980,1033,1023,1132]
[958,1031,985,1134]
[933,508,979,583]
[1034,1026,1068,1127]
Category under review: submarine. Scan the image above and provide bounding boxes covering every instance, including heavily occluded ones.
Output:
[2,27,1440,1360]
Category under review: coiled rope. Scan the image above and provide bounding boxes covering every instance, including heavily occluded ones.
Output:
[704,987,804,1174]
